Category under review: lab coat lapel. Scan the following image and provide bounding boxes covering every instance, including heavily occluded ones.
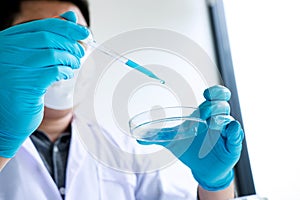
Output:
[65,120,88,192]
[21,138,62,199]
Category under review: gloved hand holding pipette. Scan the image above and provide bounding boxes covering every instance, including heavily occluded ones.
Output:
[56,13,165,83]
[138,85,244,191]
[0,12,89,158]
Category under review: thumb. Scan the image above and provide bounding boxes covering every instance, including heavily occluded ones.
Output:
[59,11,77,23]
[223,121,244,154]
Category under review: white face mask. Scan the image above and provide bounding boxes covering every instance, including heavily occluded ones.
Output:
[44,52,90,110]
[44,70,78,110]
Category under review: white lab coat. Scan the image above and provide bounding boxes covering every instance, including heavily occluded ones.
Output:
[0,118,198,200]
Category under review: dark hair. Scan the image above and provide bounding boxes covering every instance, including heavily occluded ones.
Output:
[0,0,90,31]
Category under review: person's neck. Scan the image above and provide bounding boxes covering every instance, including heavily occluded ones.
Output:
[38,107,73,142]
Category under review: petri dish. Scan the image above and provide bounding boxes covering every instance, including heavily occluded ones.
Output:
[129,106,207,142]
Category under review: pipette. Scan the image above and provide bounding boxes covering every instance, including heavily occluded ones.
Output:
[82,37,165,84]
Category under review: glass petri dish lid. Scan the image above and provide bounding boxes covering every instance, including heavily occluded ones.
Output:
[129,106,207,142]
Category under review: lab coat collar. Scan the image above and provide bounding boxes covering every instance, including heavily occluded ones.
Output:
[22,134,46,166]
[21,120,87,167]
[21,119,89,197]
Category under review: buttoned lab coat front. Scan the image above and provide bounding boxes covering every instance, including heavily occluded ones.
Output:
[0,118,198,200]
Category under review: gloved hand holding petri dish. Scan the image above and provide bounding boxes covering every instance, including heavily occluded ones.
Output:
[133,85,244,191]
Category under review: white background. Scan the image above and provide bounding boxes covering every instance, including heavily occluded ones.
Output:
[87,0,300,199]
[88,0,217,64]
[224,1,300,199]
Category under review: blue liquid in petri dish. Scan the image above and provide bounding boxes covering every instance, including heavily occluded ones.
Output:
[132,118,206,142]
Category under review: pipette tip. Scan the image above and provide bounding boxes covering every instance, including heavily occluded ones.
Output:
[159,79,165,84]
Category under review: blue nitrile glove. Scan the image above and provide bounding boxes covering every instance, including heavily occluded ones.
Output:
[138,85,244,191]
[0,11,89,158]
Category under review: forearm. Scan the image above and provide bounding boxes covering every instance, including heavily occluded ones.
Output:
[198,180,234,200]
[0,157,10,171]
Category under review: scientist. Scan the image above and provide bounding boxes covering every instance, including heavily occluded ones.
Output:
[0,0,244,199]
